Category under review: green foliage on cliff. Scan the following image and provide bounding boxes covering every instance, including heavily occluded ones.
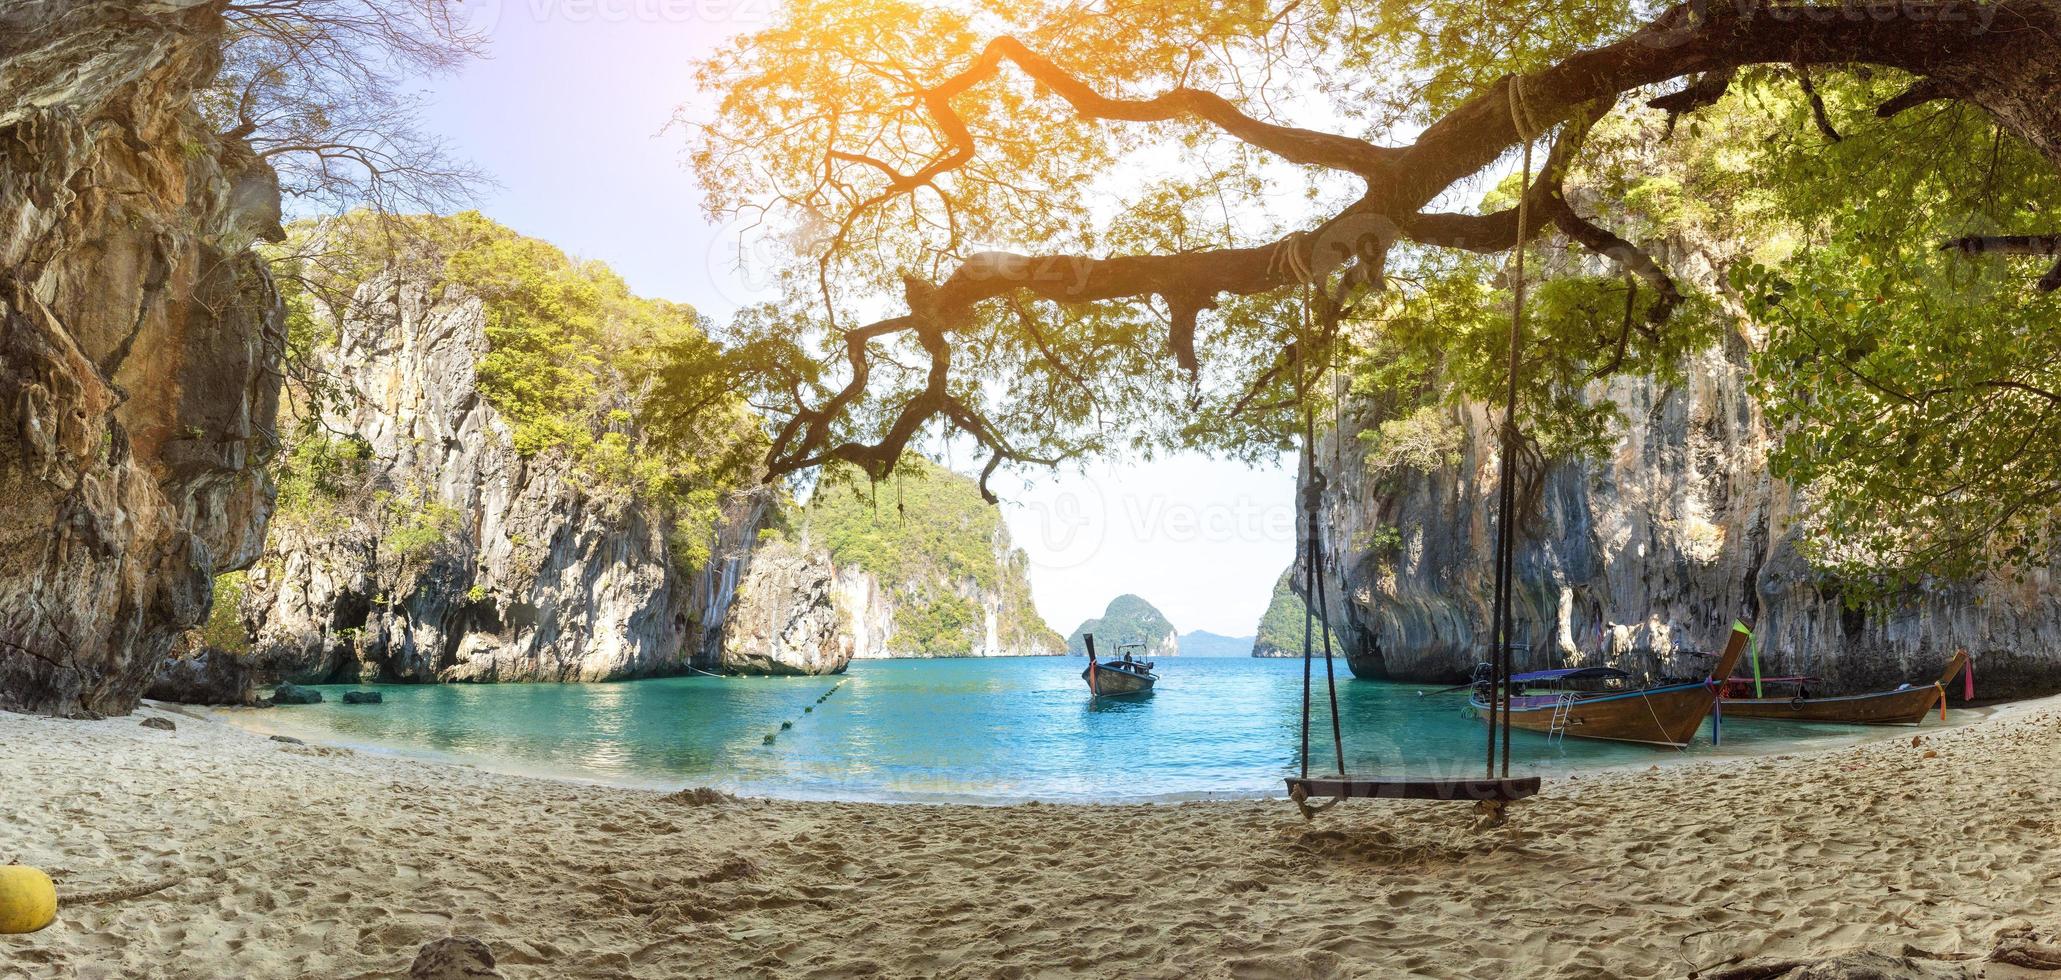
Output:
[1252,567,1340,658]
[446,227,613,456]
[266,212,761,574]
[1361,405,1464,481]
[273,432,369,521]
[809,456,1000,590]
[378,486,464,568]
[1340,158,1722,482]
[1066,594,1175,657]
[894,591,985,656]
[200,573,251,654]
[805,456,1061,656]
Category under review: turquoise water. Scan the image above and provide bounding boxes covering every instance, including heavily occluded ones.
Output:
[242,657,1887,802]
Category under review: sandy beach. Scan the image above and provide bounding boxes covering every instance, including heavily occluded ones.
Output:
[3,702,2059,979]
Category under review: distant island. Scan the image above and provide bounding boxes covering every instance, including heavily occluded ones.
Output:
[1252,567,1339,658]
[1178,631,1257,657]
[1067,594,1179,659]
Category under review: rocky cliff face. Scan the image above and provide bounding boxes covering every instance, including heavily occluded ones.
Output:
[1314,336,2061,698]
[803,460,1063,660]
[144,228,1048,690]
[0,2,284,716]
[718,541,853,676]
[834,556,1060,660]
[189,270,764,688]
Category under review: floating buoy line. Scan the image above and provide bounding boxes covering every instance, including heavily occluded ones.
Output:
[761,679,844,746]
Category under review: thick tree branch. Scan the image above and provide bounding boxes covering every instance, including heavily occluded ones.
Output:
[1591,278,1641,379]
[1876,77,1954,118]
[810,32,1407,310]
[1549,204,1686,323]
[1945,234,2061,256]
[930,37,1399,179]
[1397,103,1601,253]
[760,1,2061,483]
[1794,63,1844,142]
[1945,235,2061,291]
[1402,103,1684,323]
[1649,67,1737,137]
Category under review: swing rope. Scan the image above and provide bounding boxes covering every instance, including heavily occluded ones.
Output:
[1487,76,1537,781]
[1287,73,1539,799]
[1296,280,1346,780]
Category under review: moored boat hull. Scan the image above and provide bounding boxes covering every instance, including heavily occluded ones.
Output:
[1721,651,1968,726]
[1082,665,1154,697]
[1720,686,1942,725]
[1470,682,1717,748]
[1469,621,1753,748]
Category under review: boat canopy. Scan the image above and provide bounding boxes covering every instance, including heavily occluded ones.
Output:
[1509,666,1632,684]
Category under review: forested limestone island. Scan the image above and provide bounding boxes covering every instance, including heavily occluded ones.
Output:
[1251,567,1340,659]
[1067,594,1179,659]
[797,457,1064,661]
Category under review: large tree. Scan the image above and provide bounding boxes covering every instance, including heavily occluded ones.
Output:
[213,0,487,213]
[694,0,2061,573]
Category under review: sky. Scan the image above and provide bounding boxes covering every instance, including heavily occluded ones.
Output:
[416,0,1296,636]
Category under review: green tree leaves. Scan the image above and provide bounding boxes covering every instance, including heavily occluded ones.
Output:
[1726,74,2061,589]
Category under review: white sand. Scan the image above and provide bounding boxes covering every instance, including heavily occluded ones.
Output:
[3,699,2059,978]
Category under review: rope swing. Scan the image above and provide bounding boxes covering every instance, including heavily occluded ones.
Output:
[1487,74,1538,783]
[1283,73,1544,820]
[1294,281,1346,786]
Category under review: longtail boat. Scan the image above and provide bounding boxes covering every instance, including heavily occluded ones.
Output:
[1720,649,1970,725]
[1081,635,1156,697]
[1468,622,1751,748]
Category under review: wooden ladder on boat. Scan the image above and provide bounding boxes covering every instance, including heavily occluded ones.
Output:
[1547,693,1578,743]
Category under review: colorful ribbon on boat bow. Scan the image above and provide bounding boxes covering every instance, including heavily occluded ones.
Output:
[1705,679,1723,747]
[1963,655,1975,702]
[1748,628,1765,699]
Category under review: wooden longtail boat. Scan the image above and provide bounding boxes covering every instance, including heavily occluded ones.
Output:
[1468,622,1751,748]
[1081,635,1156,697]
[1720,650,1969,725]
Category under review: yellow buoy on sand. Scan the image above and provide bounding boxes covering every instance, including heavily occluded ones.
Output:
[0,866,58,934]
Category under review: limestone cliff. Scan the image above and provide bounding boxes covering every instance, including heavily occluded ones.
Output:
[1313,334,2061,699]
[0,2,284,716]
[197,262,765,687]
[717,541,853,676]
[801,459,1063,660]
[146,221,1045,689]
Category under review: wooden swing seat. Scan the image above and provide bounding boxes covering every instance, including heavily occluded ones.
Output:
[1285,775,1541,804]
